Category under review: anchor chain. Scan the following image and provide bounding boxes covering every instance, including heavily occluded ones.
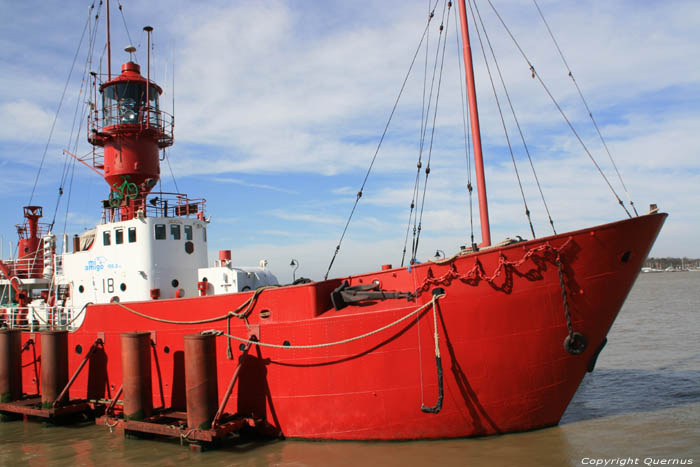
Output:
[557,258,587,355]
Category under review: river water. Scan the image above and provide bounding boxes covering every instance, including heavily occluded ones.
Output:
[1,272,698,466]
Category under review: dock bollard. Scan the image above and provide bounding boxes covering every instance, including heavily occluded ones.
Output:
[120,332,153,421]
[40,330,69,408]
[0,329,22,402]
[184,333,219,430]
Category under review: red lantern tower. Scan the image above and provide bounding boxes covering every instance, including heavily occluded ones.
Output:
[88,27,173,221]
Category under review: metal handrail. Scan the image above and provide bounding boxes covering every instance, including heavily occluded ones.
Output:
[0,304,79,330]
[0,257,48,279]
[89,103,174,141]
[101,191,206,222]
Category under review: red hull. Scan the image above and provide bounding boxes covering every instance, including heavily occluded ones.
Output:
[17,213,666,440]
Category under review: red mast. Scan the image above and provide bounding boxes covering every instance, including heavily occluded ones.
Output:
[457,0,491,247]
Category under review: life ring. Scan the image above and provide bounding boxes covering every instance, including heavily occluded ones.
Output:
[563,332,587,355]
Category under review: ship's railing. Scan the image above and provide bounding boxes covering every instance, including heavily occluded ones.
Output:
[89,104,174,147]
[15,222,51,240]
[101,191,207,223]
[0,305,79,331]
[0,257,46,280]
[63,148,105,173]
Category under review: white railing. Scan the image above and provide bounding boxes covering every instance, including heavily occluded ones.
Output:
[0,257,46,279]
[0,305,81,331]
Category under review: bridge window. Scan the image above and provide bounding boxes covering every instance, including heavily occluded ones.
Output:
[115,229,124,245]
[170,224,181,240]
[203,227,207,242]
[103,231,111,246]
[128,227,137,243]
[155,224,166,240]
[184,225,193,241]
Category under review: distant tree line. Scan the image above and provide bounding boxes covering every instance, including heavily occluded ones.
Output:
[644,257,700,269]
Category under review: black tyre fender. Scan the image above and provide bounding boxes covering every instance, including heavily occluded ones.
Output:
[563,332,587,355]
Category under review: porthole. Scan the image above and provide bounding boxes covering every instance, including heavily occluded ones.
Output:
[75,344,83,355]
[239,343,246,351]
[171,279,179,288]
[110,296,120,303]
[120,283,127,292]
[185,241,194,254]
[78,285,85,293]
[283,340,291,347]
[621,251,631,263]
[164,346,170,354]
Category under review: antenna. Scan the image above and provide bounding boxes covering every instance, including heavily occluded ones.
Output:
[106,0,111,80]
[144,26,153,129]
[124,45,136,61]
[172,44,175,118]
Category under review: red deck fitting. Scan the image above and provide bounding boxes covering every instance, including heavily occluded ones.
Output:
[0,395,91,419]
[96,410,258,448]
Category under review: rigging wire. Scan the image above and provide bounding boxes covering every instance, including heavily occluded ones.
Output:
[408,0,449,265]
[63,78,94,234]
[467,0,535,239]
[413,0,452,262]
[62,159,78,234]
[414,0,433,408]
[52,4,102,229]
[453,3,476,248]
[471,0,557,236]
[164,149,180,193]
[532,0,637,217]
[410,11,444,263]
[52,2,103,230]
[28,6,93,207]
[324,2,439,281]
[485,0,631,218]
[117,1,135,56]
[402,3,441,267]
[401,3,435,268]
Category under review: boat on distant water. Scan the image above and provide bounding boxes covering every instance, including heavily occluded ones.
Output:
[641,267,663,273]
[0,0,665,442]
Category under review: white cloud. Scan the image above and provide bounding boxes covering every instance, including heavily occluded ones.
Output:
[0,100,53,143]
[1,0,698,261]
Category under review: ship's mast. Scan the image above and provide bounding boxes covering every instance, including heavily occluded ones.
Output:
[106,0,112,81]
[457,0,491,247]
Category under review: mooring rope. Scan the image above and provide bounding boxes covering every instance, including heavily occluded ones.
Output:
[202,293,445,351]
[421,289,443,413]
[113,286,276,325]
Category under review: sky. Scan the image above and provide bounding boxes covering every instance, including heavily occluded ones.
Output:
[0,0,698,282]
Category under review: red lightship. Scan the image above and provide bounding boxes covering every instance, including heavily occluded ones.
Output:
[0,0,666,444]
